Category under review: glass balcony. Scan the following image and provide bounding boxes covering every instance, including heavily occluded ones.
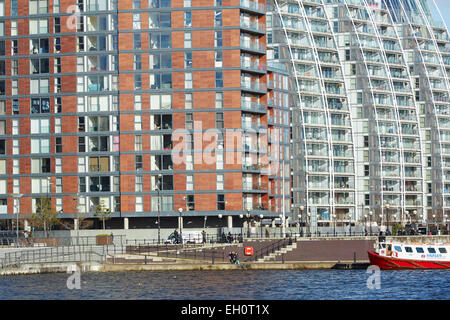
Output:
[240,18,265,33]
[240,38,265,51]
[241,100,266,113]
[240,0,264,12]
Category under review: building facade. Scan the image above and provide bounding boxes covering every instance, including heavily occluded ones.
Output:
[0,0,293,230]
[269,0,450,231]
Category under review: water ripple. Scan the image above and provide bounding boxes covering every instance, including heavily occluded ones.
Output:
[0,269,449,300]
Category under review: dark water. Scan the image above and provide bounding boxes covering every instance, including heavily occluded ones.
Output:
[1,269,449,300]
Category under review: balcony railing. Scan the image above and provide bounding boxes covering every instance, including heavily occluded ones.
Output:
[241,100,266,113]
[240,0,264,12]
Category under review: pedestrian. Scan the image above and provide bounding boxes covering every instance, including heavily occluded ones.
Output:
[221,232,227,243]
[227,232,233,244]
[24,230,29,245]
[234,252,239,265]
[237,234,243,243]
[228,251,235,264]
[174,229,180,244]
[202,230,207,244]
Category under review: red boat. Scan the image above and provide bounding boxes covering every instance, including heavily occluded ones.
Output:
[368,241,450,270]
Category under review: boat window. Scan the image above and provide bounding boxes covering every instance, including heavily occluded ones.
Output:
[394,246,402,252]
[416,247,424,253]
[427,248,436,254]
[404,247,413,253]
[438,248,447,254]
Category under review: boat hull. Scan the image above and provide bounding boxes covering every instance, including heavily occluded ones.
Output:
[368,251,450,270]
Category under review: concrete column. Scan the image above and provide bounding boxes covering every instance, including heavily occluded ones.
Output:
[74,218,79,230]
[123,217,129,230]
[227,216,233,229]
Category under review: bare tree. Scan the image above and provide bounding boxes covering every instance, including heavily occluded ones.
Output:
[31,197,60,238]
[94,200,111,230]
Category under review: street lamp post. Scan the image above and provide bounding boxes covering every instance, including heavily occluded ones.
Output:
[307,212,311,237]
[12,193,23,246]
[432,214,436,234]
[385,204,390,234]
[349,213,352,236]
[218,214,223,242]
[364,214,367,236]
[332,213,336,236]
[369,211,373,236]
[246,208,251,238]
[259,214,264,238]
[178,208,183,244]
[299,206,304,237]
[156,180,161,245]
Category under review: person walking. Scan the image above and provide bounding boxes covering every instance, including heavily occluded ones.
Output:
[234,252,239,265]
[202,230,207,244]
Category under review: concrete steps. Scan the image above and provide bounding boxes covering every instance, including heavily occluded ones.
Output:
[257,242,297,262]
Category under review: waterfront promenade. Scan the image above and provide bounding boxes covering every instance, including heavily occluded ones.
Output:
[2,235,449,275]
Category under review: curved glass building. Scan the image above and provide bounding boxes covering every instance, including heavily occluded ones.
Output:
[268,0,450,232]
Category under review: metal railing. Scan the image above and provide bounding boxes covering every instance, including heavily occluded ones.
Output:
[0,235,126,248]
[244,237,294,262]
[0,244,124,269]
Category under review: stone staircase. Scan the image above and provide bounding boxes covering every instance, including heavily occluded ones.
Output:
[257,242,297,262]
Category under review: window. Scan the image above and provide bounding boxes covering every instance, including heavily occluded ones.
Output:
[133,33,141,50]
[135,135,143,151]
[150,32,171,49]
[30,18,48,34]
[184,31,191,48]
[149,53,171,69]
[186,113,193,130]
[11,0,18,16]
[30,118,50,134]
[416,247,424,253]
[149,73,172,89]
[217,174,224,190]
[215,10,222,27]
[12,140,19,155]
[215,92,223,109]
[30,78,49,94]
[149,12,171,28]
[216,112,224,129]
[29,0,48,15]
[134,74,142,90]
[187,195,194,211]
[135,155,143,171]
[186,175,193,191]
[218,194,225,210]
[0,139,5,154]
[0,80,5,95]
[12,99,19,114]
[215,31,222,47]
[394,246,402,252]
[215,71,223,87]
[30,138,50,154]
[78,137,86,152]
[89,156,110,172]
[184,11,192,27]
[185,52,192,69]
[31,58,50,74]
[215,51,223,67]
[149,0,171,8]
[133,0,140,9]
[185,93,192,109]
[427,248,436,254]
[32,158,51,174]
[134,54,142,70]
[135,176,143,192]
[439,248,447,254]
[55,137,62,153]
[31,98,50,113]
[405,246,413,253]
[185,72,192,89]
[133,13,141,29]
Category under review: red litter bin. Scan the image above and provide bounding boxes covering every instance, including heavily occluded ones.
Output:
[244,247,254,256]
